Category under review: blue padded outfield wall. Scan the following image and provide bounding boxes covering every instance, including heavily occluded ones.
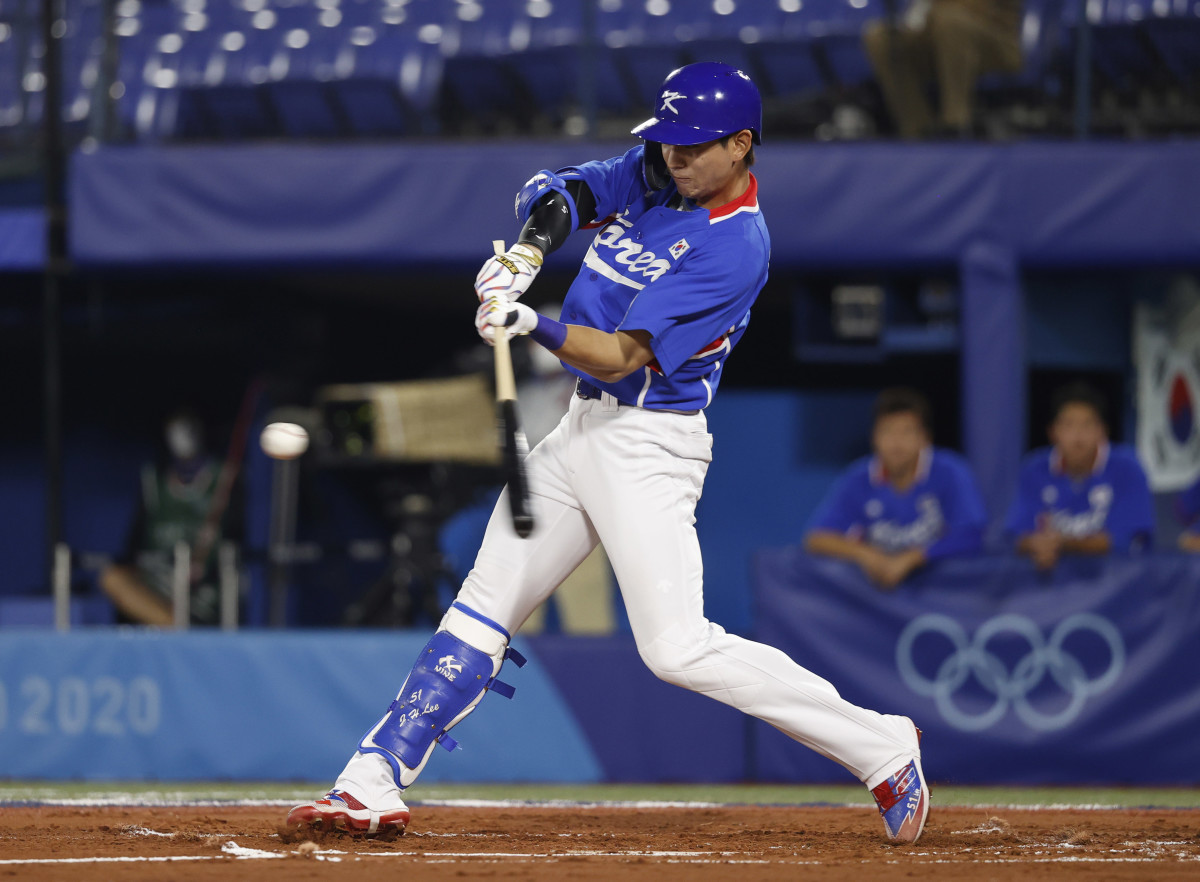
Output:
[2,555,1198,785]
[68,141,1200,270]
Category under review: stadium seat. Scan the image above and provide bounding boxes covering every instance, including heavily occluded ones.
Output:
[181,27,283,138]
[673,0,772,79]
[503,0,638,124]
[752,1,830,99]
[1142,0,1200,88]
[977,0,1069,100]
[0,25,24,131]
[438,0,535,132]
[1082,0,1168,92]
[169,30,226,137]
[810,0,885,89]
[334,30,442,136]
[605,1,691,110]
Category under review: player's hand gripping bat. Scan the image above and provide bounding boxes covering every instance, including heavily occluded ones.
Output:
[491,240,535,538]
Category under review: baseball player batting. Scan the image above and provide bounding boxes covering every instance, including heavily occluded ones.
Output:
[287,62,929,844]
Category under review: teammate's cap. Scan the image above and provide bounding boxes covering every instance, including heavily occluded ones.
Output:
[632,62,763,146]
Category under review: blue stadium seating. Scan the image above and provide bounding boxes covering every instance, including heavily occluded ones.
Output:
[0,0,1192,143]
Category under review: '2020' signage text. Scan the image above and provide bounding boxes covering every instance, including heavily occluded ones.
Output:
[0,676,161,737]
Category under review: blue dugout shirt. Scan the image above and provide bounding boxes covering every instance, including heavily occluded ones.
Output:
[806,448,986,560]
[556,144,770,411]
[1004,443,1155,551]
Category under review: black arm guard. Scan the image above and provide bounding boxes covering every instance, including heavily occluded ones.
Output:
[517,180,598,258]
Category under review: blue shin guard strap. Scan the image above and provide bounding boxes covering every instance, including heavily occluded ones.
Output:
[437,732,459,752]
[451,601,512,642]
[505,646,527,668]
[488,679,516,700]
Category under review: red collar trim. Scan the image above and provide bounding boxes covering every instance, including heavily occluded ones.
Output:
[708,173,759,223]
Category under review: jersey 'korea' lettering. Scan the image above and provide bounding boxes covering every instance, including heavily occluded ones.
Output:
[557,144,770,412]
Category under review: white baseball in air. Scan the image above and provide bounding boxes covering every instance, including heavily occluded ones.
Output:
[260,422,309,459]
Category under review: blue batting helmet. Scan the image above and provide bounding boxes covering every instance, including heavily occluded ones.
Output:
[632,62,763,146]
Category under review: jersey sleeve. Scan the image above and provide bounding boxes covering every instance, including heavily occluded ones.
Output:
[805,467,866,537]
[924,455,986,560]
[1003,456,1044,541]
[619,223,768,376]
[557,145,646,228]
[1104,451,1156,550]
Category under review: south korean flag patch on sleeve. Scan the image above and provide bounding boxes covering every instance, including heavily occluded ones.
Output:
[669,238,690,260]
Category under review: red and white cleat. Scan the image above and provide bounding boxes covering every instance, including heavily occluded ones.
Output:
[871,752,929,844]
[286,789,410,838]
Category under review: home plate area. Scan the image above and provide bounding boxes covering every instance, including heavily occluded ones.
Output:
[0,803,1197,880]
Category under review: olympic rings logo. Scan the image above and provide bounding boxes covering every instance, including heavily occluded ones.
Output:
[895,613,1125,733]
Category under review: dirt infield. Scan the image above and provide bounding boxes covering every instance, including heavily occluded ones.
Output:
[1,803,1198,880]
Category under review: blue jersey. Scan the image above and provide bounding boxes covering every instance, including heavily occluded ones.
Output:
[556,144,770,411]
[1180,479,1200,531]
[806,448,986,560]
[1004,443,1155,550]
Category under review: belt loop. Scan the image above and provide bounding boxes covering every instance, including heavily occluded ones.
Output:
[600,391,619,412]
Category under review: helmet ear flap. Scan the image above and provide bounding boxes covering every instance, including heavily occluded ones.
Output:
[642,142,671,191]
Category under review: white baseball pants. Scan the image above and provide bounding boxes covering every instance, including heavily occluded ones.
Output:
[455,392,919,789]
[338,392,919,801]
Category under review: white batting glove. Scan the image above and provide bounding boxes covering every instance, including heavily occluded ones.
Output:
[475,296,538,346]
[474,243,543,303]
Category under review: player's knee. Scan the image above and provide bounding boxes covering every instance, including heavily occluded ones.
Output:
[636,631,710,689]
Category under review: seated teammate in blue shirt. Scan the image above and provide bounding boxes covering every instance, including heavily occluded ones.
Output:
[1006,381,1155,569]
[804,388,986,589]
[1174,478,1200,552]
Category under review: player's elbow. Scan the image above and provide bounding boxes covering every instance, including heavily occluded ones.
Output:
[588,350,652,383]
[589,364,639,383]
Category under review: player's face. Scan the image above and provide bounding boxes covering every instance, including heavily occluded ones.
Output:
[872,412,928,480]
[1050,402,1106,472]
[661,131,752,210]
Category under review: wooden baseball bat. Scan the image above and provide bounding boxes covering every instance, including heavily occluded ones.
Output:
[491,240,534,538]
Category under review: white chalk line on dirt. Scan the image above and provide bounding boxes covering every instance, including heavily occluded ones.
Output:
[0,847,766,867]
[4,839,1199,868]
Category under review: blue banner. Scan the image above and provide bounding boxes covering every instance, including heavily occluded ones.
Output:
[0,631,601,783]
[750,551,1200,785]
[5,553,1198,785]
[70,142,1200,270]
